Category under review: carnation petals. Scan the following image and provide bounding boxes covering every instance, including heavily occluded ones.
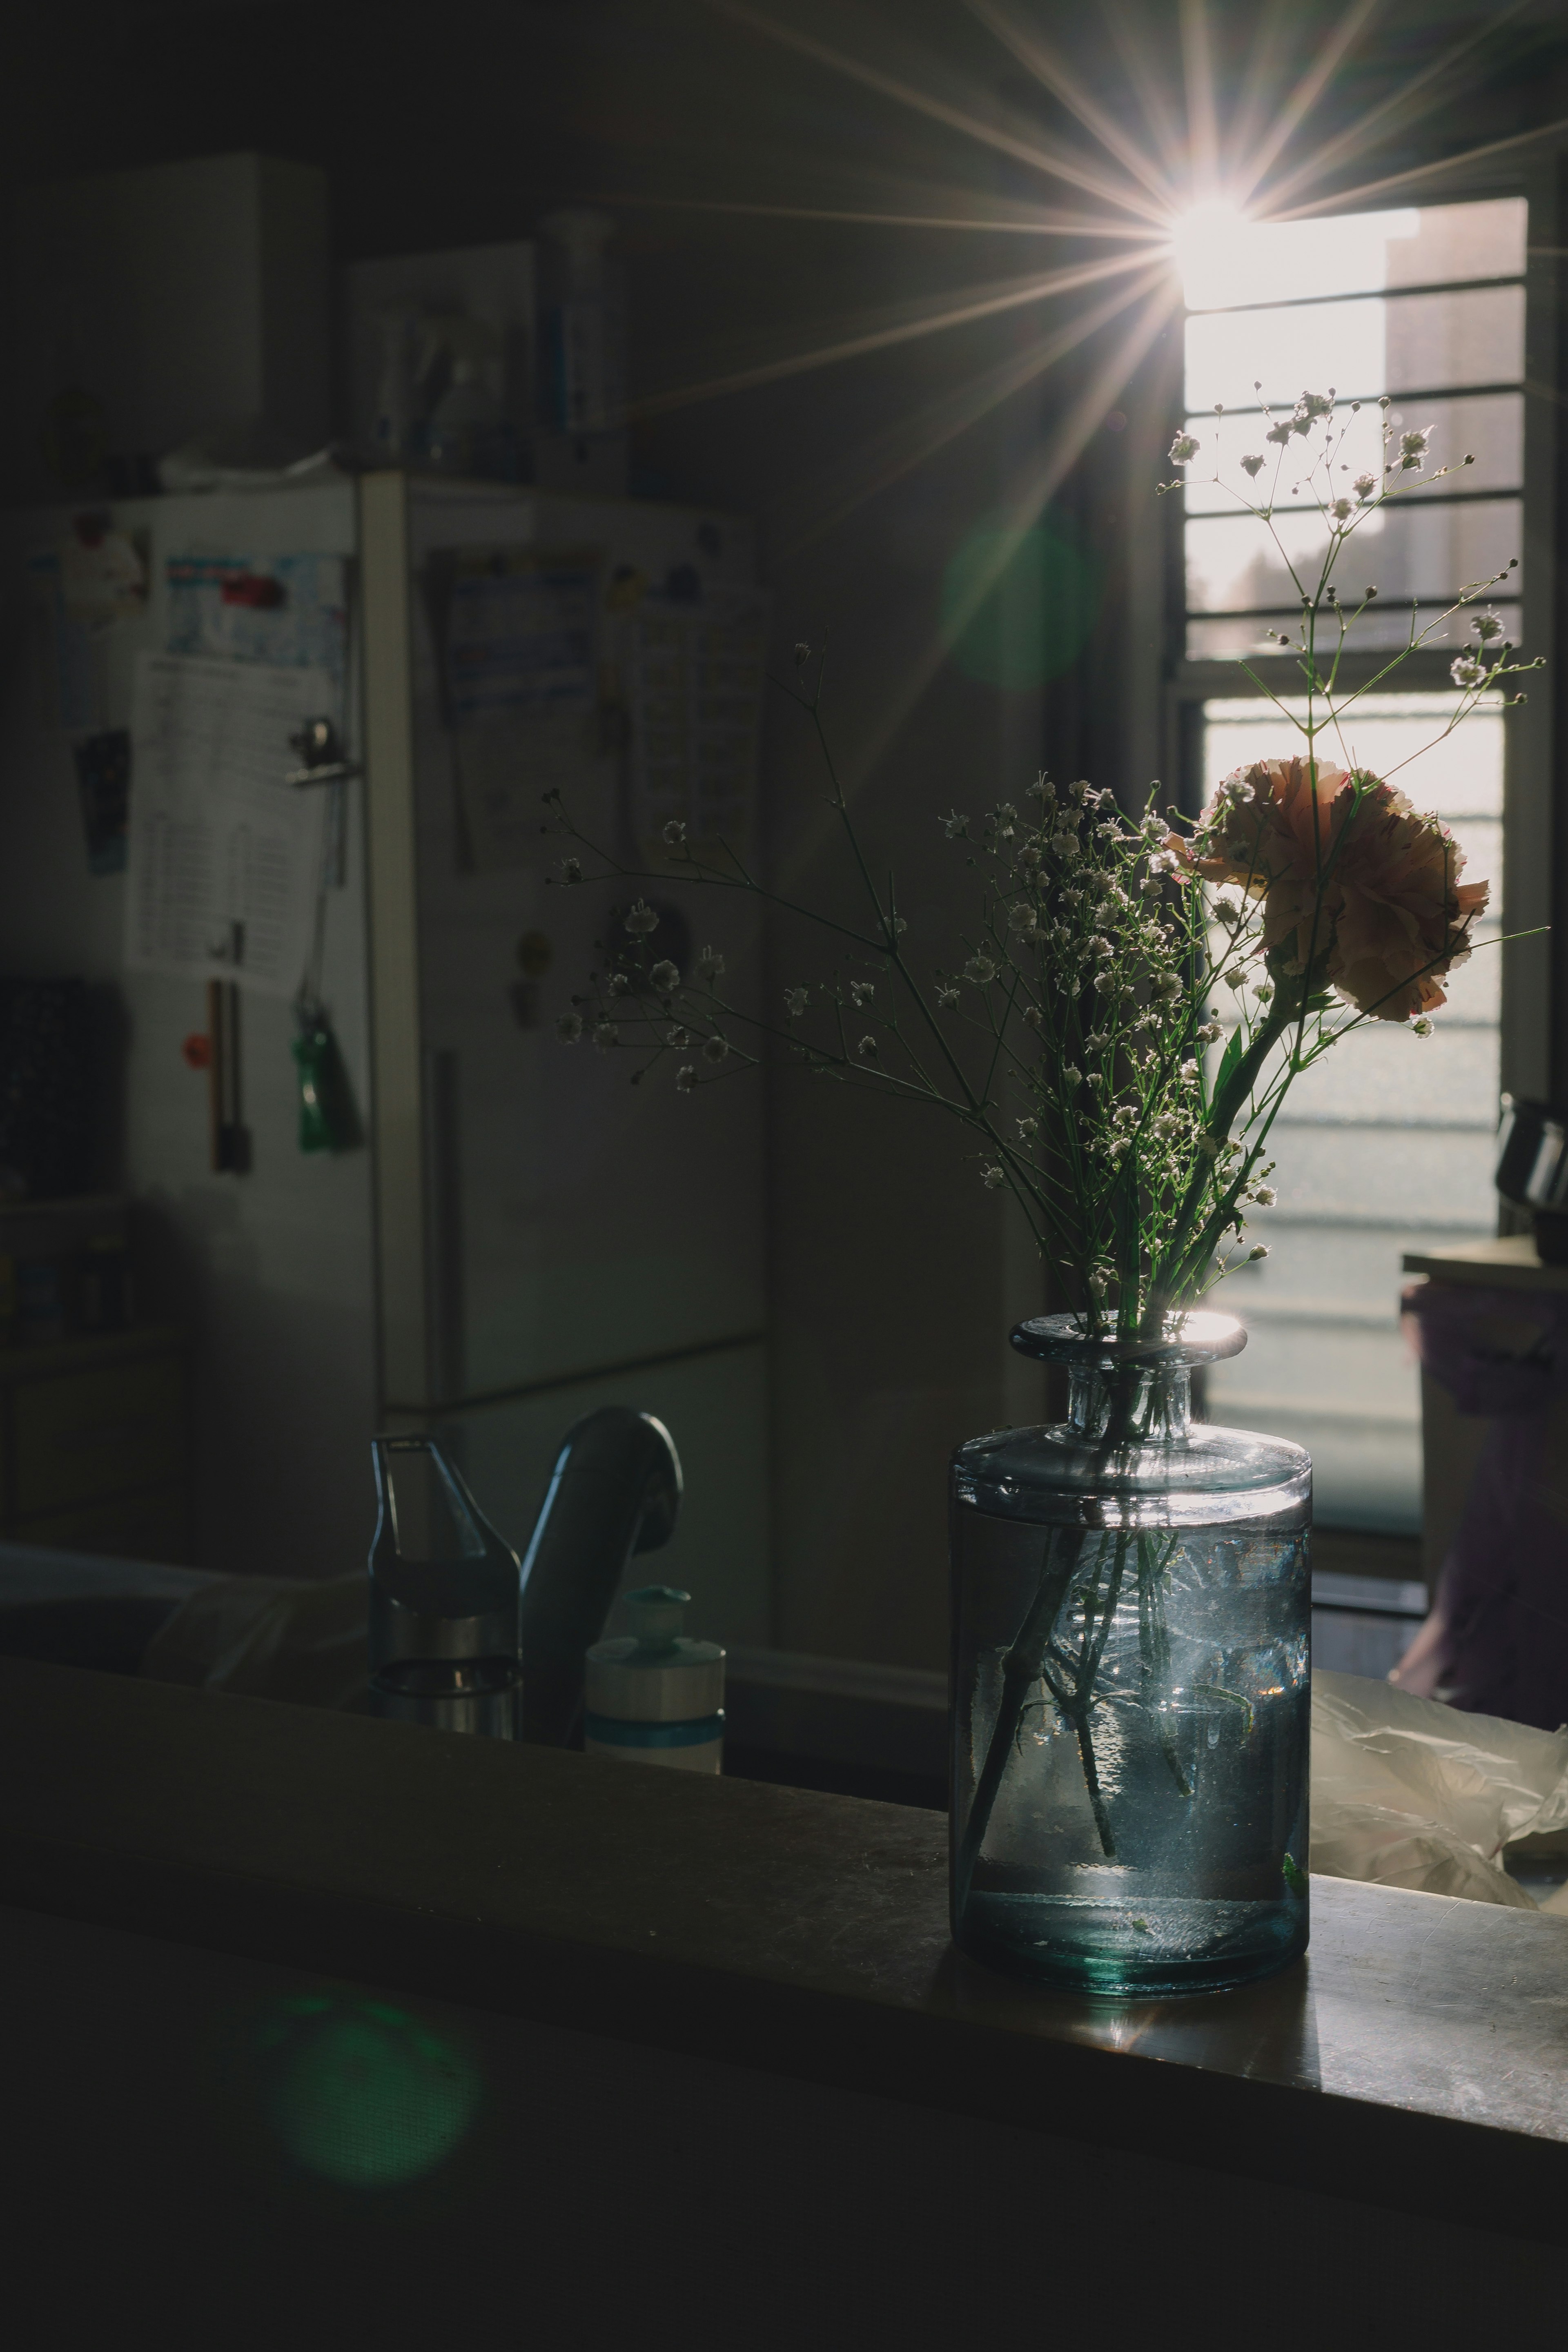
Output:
[1180,757,1489,1023]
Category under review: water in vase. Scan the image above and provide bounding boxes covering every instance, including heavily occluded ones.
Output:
[951,1325,1311,1998]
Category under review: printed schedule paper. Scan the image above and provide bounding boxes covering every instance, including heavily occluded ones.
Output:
[126,653,332,998]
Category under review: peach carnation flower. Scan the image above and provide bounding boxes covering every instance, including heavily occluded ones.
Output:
[1329,788,1489,1021]
[1170,757,1490,1022]
[1171,755,1357,971]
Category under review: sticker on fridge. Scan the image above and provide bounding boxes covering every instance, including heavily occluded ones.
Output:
[165,553,348,681]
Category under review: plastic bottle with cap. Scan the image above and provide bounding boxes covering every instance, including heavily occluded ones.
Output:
[584,1585,724,1773]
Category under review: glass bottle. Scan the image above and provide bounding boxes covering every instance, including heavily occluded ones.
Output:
[951,1312,1310,1997]
[368,1435,522,1739]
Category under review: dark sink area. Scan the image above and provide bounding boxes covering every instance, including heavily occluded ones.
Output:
[0,1588,949,1807]
[0,1594,179,1675]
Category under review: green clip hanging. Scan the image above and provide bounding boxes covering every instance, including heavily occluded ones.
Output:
[290,1004,360,1154]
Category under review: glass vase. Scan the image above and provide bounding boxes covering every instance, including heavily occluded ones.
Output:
[951,1312,1310,1998]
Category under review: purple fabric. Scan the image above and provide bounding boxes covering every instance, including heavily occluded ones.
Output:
[1401,1280,1568,1730]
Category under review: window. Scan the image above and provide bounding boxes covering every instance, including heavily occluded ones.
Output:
[1173,196,1527,1532]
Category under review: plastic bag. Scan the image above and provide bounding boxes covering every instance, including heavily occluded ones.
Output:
[1311,1668,1568,1911]
[141,1572,368,1712]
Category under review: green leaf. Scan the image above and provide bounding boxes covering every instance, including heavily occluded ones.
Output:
[1281,1851,1308,1898]
[1214,1025,1245,1098]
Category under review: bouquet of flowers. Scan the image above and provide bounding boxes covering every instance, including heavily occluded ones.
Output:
[552,385,1535,1341]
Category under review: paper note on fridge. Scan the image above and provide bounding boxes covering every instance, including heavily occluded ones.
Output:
[125,653,331,998]
[627,586,768,857]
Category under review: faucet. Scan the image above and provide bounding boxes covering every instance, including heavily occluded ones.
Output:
[366,1408,682,1744]
[518,1407,682,1745]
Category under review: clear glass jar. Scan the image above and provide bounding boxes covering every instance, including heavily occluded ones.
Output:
[951,1312,1310,1997]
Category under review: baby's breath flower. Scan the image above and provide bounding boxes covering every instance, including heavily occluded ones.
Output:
[1022,1002,1043,1028]
[849,980,875,1007]
[1450,655,1485,689]
[675,1064,697,1093]
[1473,611,1504,640]
[1252,978,1274,1001]
[1239,454,1264,478]
[1353,472,1377,501]
[1400,427,1430,462]
[624,899,658,935]
[941,810,969,838]
[964,955,997,986]
[556,1012,583,1043]
[560,855,584,884]
[593,1020,619,1051]
[1006,902,1039,937]
[856,1034,878,1059]
[1330,497,1353,521]
[662,819,688,846]
[784,987,808,1018]
[1062,1065,1082,1086]
[1412,1016,1433,1038]
[1252,1185,1277,1207]
[606,971,630,995]
[696,946,725,981]
[666,1025,691,1047]
[1248,1244,1270,1261]
[981,1164,1005,1189]
[702,1033,729,1065]
[649,959,680,993]
[1169,431,1200,465]
[936,984,960,1009]
[1196,1020,1222,1043]
[1017,1114,1039,1137]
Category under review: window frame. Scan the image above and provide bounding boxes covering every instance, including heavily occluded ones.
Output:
[1161,155,1564,1122]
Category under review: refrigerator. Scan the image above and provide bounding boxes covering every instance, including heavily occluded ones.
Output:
[0,473,771,1644]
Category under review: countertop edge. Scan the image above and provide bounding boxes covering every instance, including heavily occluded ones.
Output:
[4,1810,1567,2248]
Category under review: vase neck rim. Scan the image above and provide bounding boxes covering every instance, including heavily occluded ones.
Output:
[1011,1310,1247,1372]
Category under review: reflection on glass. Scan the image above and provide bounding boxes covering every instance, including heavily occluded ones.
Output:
[1196,697,1503,1532]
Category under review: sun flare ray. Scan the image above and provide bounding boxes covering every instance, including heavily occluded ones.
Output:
[1102,0,1187,183]
[584,189,1156,242]
[797,278,1183,841]
[1265,110,1568,223]
[1179,0,1223,200]
[1259,0,1536,212]
[960,0,1177,209]
[630,248,1163,422]
[703,0,1172,226]
[1220,0,1296,185]
[1232,0,1384,206]
[772,265,1172,562]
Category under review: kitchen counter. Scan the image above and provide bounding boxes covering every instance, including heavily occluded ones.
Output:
[2,1652,1566,2254]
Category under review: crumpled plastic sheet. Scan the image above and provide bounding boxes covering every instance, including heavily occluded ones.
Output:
[1312,1668,1568,1913]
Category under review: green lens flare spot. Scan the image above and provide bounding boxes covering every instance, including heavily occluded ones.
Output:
[941,518,1102,690]
[260,1996,482,2187]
